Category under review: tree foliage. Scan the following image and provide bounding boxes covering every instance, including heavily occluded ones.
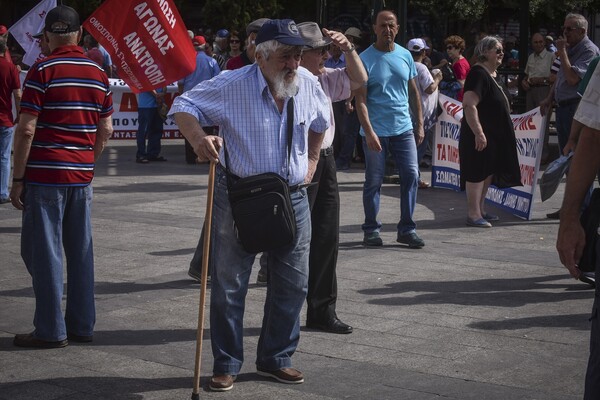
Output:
[200,0,284,32]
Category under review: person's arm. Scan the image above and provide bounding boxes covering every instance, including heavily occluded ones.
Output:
[12,88,21,124]
[557,125,600,278]
[9,113,37,210]
[424,70,442,94]
[555,37,581,87]
[305,129,324,184]
[354,85,381,152]
[323,28,367,90]
[462,90,487,151]
[408,77,424,145]
[562,119,584,155]
[94,116,114,161]
[174,112,222,162]
[539,80,556,117]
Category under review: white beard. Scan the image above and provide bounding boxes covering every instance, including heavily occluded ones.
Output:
[272,69,298,99]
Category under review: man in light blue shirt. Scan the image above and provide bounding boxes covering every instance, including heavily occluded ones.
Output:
[178,36,221,94]
[171,19,329,392]
[355,10,425,248]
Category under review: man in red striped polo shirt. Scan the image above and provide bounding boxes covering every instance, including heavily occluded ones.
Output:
[10,5,114,348]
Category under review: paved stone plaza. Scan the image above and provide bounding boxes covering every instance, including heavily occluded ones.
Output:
[0,141,593,399]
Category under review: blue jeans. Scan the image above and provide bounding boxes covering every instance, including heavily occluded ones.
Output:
[362,133,419,235]
[21,184,95,341]
[137,107,163,158]
[555,102,579,155]
[0,126,14,199]
[209,167,311,375]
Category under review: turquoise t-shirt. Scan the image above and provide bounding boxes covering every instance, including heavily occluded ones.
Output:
[359,43,417,137]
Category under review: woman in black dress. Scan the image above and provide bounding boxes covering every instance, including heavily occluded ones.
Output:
[460,36,521,227]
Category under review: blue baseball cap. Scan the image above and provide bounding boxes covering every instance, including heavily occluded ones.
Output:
[255,19,306,46]
[216,29,229,38]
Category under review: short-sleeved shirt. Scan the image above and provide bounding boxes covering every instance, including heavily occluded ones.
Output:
[414,61,438,130]
[524,48,555,78]
[452,57,470,101]
[20,45,113,186]
[0,56,20,127]
[359,44,417,137]
[225,51,251,70]
[169,63,330,186]
[554,36,599,103]
[574,61,600,131]
[179,51,221,93]
[318,67,351,149]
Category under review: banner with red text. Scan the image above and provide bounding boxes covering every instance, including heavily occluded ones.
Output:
[109,78,182,139]
[83,0,195,93]
[432,93,545,220]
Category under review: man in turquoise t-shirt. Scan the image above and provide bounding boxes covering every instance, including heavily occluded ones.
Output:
[354,9,425,248]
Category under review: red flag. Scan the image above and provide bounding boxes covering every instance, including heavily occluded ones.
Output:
[83,0,195,93]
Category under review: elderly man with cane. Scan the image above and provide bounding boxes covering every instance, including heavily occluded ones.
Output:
[171,19,329,392]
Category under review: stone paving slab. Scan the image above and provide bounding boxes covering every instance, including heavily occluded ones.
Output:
[0,141,593,399]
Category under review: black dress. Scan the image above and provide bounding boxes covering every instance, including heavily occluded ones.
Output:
[459,65,521,190]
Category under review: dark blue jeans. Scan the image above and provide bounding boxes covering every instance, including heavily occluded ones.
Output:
[136,107,163,158]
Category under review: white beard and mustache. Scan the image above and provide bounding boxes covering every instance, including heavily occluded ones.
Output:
[272,69,298,99]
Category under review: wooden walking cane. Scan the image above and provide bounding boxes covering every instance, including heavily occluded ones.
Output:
[191,161,216,400]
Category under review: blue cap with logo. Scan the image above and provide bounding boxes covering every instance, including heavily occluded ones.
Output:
[255,19,306,46]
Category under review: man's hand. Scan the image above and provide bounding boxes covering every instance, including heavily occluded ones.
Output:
[10,182,24,210]
[539,97,552,117]
[557,215,584,279]
[365,132,382,152]
[414,126,425,146]
[196,135,223,163]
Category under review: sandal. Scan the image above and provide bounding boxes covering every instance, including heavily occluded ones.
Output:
[418,180,430,189]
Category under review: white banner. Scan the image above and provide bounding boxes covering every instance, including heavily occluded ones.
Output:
[432,93,545,220]
[9,0,56,67]
[18,72,184,140]
[108,78,183,140]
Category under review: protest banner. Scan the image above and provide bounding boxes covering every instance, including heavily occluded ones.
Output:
[109,78,182,139]
[8,0,56,67]
[83,0,196,93]
[432,93,545,220]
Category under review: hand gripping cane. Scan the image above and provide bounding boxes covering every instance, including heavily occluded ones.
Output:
[191,161,216,399]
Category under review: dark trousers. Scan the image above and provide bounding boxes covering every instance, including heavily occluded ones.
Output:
[585,239,600,399]
[306,149,340,323]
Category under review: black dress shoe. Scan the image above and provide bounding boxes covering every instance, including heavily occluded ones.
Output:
[14,333,68,348]
[306,317,353,334]
[67,332,93,343]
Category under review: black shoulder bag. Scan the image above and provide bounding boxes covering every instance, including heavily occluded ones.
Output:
[579,188,600,272]
[224,97,297,254]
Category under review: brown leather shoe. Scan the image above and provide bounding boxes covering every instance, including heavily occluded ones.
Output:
[209,374,236,391]
[257,367,304,384]
[13,333,68,349]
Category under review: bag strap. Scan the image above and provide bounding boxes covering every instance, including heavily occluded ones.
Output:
[224,96,294,184]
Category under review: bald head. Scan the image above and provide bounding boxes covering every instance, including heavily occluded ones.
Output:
[531,33,545,54]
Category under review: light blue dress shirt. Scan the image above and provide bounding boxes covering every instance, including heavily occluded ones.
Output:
[170,64,330,185]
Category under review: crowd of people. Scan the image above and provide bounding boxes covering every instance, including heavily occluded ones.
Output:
[2,4,600,397]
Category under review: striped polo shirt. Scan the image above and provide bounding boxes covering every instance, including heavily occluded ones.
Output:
[20,45,113,186]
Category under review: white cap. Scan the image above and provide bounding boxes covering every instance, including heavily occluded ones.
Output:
[407,38,429,52]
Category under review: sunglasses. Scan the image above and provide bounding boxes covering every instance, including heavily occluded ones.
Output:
[312,45,330,55]
[446,46,455,51]
[230,39,240,44]
[495,47,504,54]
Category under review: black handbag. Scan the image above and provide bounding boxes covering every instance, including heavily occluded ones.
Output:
[579,188,600,272]
[224,97,297,253]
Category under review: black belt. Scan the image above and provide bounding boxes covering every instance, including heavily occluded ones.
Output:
[557,97,581,107]
[320,146,334,157]
[289,182,317,192]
